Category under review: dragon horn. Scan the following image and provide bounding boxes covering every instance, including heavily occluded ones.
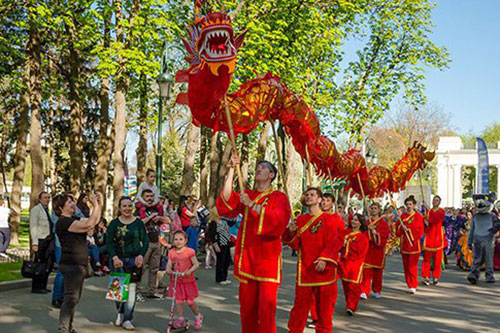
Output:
[234,29,248,50]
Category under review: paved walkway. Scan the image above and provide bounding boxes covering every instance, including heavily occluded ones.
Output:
[0,252,499,332]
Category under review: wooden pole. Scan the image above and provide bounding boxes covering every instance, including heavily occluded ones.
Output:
[271,121,289,197]
[418,169,425,205]
[223,95,245,192]
[390,194,414,247]
[305,144,313,187]
[327,169,336,212]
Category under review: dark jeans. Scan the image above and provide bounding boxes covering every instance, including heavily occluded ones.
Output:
[215,245,231,283]
[58,264,86,333]
[0,227,10,253]
[52,245,64,301]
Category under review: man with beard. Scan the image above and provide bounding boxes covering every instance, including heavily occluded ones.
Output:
[136,189,170,298]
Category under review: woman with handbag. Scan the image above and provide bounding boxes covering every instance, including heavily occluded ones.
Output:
[106,196,149,331]
[54,192,103,333]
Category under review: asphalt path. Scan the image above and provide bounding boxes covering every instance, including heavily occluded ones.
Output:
[1,251,499,332]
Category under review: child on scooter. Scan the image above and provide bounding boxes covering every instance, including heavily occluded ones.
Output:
[166,230,203,330]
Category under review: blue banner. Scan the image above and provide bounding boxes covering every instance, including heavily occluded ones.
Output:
[476,137,489,194]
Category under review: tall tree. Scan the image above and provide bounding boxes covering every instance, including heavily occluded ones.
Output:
[111,0,140,214]
[27,6,45,209]
[180,122,199,196]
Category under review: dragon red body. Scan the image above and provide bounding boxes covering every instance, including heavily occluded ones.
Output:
[176,9,434,198]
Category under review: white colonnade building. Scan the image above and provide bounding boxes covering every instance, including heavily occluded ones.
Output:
[437,136,500,207]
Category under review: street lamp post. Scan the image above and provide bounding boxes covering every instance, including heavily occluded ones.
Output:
[156,42,174,191]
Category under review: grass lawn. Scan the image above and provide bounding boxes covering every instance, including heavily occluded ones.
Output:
[9,209,30,248]
[0,262,23,282]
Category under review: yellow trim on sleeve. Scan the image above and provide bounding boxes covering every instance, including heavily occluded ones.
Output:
[317,257,337,264]
[297,252,337,286]
[221,194,234,211]
[257,205,266,235]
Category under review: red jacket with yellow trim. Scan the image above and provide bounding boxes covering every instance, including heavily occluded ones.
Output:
[216,189,291,283]
[339,229,369,283]
[364,217,390,268]
[283,212,341,286]
[423,208,446,251]
[396,211,424,254]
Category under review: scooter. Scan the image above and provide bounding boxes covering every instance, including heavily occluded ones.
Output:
[166,271,189,332]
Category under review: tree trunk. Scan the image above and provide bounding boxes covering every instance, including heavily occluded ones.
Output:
[207,133,221,209]
[180,122,199,196]
[135,73,148,185]
[95,7,112,212]
[28,21,44,210]
[112,0,138,215]
[199,126,209,205]
[112,81,127,215]
[66,21,84,196]
[9,85,29,244]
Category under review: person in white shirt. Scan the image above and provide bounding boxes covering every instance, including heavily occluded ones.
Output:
[137,169,160,205]
[29,191,54,294]
[0,197,11,255]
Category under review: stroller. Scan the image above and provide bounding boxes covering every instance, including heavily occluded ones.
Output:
[166,271,189,332]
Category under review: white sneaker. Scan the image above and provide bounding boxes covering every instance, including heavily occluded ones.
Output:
[408,288,416,294]
[122,320,135,330]
[374,292,381,299]
[219,280,232,285]
[114,313,124,327]
[360,293,368,300]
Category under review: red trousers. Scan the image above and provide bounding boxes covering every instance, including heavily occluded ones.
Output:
[361,267,383,294]
[239,279,279,333]
[341,280,362,312]
[421,249,443,279]
[310,280,338,321]
[402,253,420,289]
[289,283,336,333]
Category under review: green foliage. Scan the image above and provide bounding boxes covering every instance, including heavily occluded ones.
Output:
[160,131,184,201]
[482,122,500,145]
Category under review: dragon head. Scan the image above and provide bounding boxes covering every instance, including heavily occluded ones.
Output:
[182,11,246,77]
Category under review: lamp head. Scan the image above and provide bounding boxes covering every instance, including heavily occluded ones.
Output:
[157,72,173,98]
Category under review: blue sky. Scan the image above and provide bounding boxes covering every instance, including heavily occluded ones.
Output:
[423,0,500,134]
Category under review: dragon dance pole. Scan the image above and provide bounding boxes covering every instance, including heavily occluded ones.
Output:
[327,169,336,213]
[271,121,289,197]
[356,173,368,214]
[305,144,313,187]
[223,94,245,192]
[390,194,414,247]
[418,168,426,205]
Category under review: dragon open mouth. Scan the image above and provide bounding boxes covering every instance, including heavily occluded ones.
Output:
[200,28,235,62]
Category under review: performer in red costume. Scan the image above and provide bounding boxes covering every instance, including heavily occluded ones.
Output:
[361,202,390,299]
[284,188,341,333]
[216,154,291,333]
[340,214,369,316]
[421,195,446,285]
[396,195,425,294]
[305,192,345,330]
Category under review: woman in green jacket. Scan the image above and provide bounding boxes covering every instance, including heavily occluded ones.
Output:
[107,196,149,331]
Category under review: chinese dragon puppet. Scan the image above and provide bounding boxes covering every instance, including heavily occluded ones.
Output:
[175,3,434,198]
